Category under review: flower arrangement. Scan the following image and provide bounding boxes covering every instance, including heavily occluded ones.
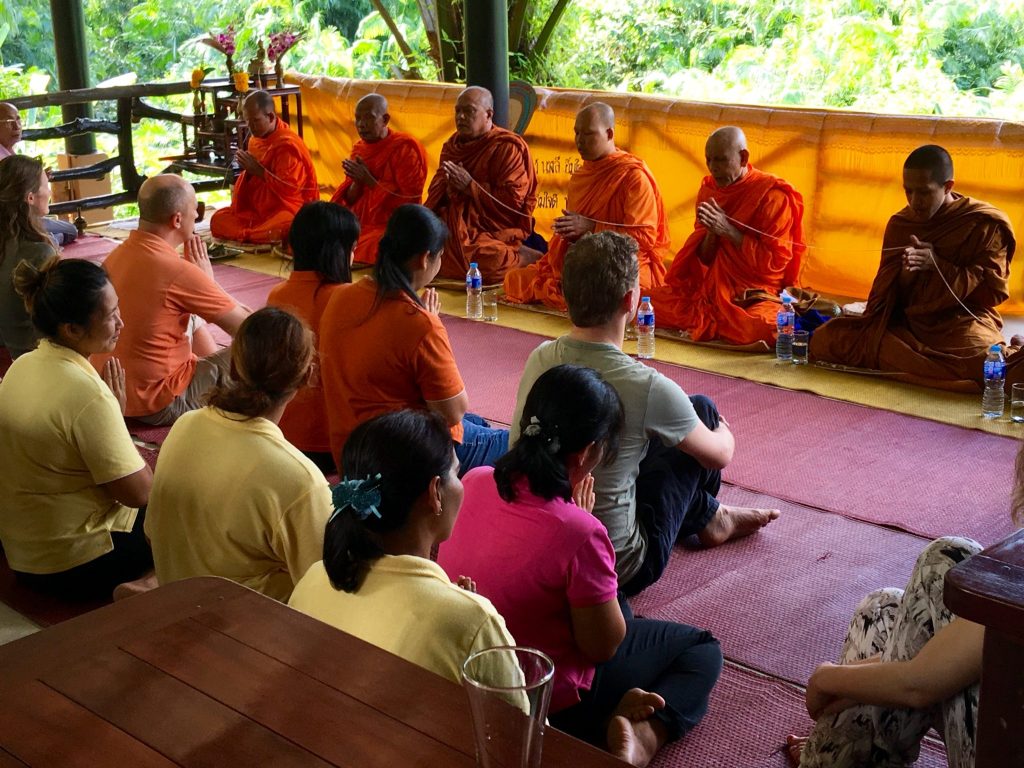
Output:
[267,30,305,84]
[201,26,238,78]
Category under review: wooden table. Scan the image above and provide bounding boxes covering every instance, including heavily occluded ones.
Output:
[945,529,1024,768]
[0,577,627,767]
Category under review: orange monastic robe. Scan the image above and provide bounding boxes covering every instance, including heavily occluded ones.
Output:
[210,119,318,244]
[329,130,427,264]
[650,166,805,345]
[503,150,670,312]
[425,127,536,284]
[811,194,1014,392]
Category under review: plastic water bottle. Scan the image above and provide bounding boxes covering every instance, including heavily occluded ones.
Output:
[982,344,1006,419]
[637,297,655,359]
[776,295,795,361]
[466,262,483,320]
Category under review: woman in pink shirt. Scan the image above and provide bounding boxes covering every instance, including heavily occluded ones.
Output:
[439,364,722,767]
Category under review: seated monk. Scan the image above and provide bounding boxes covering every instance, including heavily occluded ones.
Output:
[649,126,805,345]
[210,90,318,244]
[811,144,1015,392]
[503,102,671,312]
[329,93,427,264]
[425,86,537,284]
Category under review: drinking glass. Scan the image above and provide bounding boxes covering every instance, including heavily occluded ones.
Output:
[792,330,810,365]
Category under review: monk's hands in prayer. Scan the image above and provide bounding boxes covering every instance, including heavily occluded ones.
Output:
[184,234,214,279]
[903,235,936,272]
[552,210,595,241]
[442,161,472,193]
[456,575,477,593]
[102,357,127,415]
[342,157,377,188]
[421,287,441,315]
[572,473,596,513]
[697,199,742,245]
[235,149,265,177]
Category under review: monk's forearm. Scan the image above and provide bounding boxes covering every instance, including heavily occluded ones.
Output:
[698,232,717,265]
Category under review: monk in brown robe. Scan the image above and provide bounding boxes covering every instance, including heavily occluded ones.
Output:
[329,94,427,264]
[425,86,537,284]
[503,102,670,311]
[211,90,318,244]
[650,127,805,345]
[811,144,1015,392]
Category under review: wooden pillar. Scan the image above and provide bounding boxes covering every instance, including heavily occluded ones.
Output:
[49,0,96,154]
[464,0,509,129]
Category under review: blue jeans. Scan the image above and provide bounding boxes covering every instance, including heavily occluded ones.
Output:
[550,596,722,746]
[454,413,508,475]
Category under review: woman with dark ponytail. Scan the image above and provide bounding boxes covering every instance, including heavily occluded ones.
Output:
[289,409,516,684]
[267,201,359,472]
[0,256,154,599]
[319,204,507,473]
[144,306,332,602]
[439,365,723,767]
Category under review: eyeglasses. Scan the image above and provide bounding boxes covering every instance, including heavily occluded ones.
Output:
[0,118,22,127]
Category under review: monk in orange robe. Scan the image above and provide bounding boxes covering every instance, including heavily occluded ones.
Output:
[329,93,427,264]
[210,90,318,244]
[650,127,805,345]
[425,86,537,284]
[503,103,670,312]
[812,144,1015,392]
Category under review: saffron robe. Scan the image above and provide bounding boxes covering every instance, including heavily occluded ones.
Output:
[210,119,318,244]
[425,127,537,284]
[650,166,805,345]
[330,130,428,264]
[810,194,1014,392]
[503,150,671,312]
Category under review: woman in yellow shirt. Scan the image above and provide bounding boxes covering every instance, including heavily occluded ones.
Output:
[0,256,153,599]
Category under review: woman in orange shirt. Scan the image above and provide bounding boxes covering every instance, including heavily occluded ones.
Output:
[319,204,507,472]
[267,201,359,473]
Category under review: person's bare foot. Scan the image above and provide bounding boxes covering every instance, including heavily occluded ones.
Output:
[697,504,780,547]
[785,734,807,767]
[612,687,665,721]
[518,243,544,267]
[607,715,662,767]
[112,572,159,601]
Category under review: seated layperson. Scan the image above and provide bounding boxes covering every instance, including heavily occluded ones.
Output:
[96,174,250,425]
[512,231,778,595]
[266,201,358,472]
[289,409,517,684]
[0,155,57,358]
[650,126,806,345]
[0,257,152,599]
[319,204,508,472]
[811,144,1015,391]
[0,102,77,246]
[210,90,319,244]
[504,102,671,311]
[330,93,427,264]
[425,86,537,284]
[145,307,332,602]
[440,365,722,768]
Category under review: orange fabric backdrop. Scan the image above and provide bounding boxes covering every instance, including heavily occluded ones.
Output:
[290,75,1024,309]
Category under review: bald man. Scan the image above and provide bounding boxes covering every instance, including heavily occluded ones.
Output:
[504,102,671,310]
[0,102,78,246]
[329,93,427,264]
[96,175,250,424]
[210,90,318,244]
[651,126,806,345]
[425,86,537,283]
[812,145,1015,391]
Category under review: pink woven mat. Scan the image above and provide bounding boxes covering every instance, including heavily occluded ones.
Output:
[59,234,119,264]
[630,486,931,685]
[442,316,1016,545]
[649,662,947,768]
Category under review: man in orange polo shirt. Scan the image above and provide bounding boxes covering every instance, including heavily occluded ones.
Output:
[96,175,251,425]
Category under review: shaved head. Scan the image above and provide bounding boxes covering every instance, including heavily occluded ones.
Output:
[904,144,953,184]
[244,90,276,114]
[242,90,278,138]
[354,93,390,142]
[0,102,22,152]
[705,126,749,187]
[138,175,198,247]
[455,86,494,139]
[575,102,616,161]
